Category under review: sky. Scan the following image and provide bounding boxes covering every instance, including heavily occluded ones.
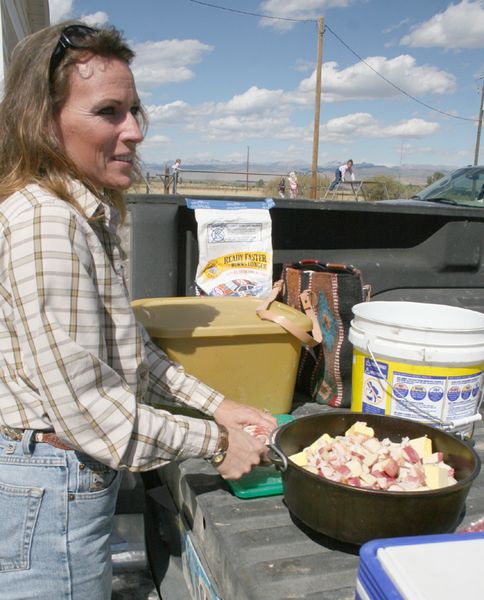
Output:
[48,0,484,169]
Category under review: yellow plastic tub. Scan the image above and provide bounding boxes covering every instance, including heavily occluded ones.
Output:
[132,296,312,413]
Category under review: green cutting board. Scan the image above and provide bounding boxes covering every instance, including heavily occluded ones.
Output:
[227,414,294,499]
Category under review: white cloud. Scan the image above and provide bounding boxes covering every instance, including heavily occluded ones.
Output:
[295,55,455,103]
[320,113,439,143]
[383,118,440,138]
[399,145,434,157]
[401,0,484,49]
[142,134,171,145]
[220,86,286,115]
[80,12,109,27]
[145,86,440,147]
[140,50,446,150]
[293,59,314,73]
[325,112,375,134]
[146,100,214,126]
[257,0,351,31]
[48,0,73,23]
[49,1,108,26]
[132,39,213,87]
[146,100,192,124]
[203,113,293,141]
[382,18,410,35]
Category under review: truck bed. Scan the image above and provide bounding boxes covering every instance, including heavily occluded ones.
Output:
[123,194,484,598]
[145,404,484,600]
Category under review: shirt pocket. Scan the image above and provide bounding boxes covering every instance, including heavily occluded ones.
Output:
[0,481,43,572]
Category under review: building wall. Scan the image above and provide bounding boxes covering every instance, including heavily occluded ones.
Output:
[0,0,49,84]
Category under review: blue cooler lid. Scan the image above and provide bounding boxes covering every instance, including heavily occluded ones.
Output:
[357,532,484,600]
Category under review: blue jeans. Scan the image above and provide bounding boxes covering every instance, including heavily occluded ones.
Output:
[328,168,342,191]
[172,171,179,193]
[0,430,121,600]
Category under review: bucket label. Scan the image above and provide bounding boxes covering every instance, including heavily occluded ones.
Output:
[352,350,484,435]
[361,357,388,414]
[391,372,447,422]
[445,373,483,423]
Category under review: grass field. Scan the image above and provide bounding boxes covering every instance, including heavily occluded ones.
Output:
[130,181,278,197]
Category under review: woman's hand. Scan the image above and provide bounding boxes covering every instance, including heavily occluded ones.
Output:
[213,398,277,431]
[212,399,278,476]
[214,426,267,480]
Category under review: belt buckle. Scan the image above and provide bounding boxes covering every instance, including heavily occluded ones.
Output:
[1,426,23,442]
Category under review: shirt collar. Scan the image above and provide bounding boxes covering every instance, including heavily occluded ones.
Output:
[67,179,120,227]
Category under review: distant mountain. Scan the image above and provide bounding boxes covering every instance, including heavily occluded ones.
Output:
[142,160,456,185]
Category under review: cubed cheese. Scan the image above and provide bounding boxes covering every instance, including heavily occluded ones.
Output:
[408,436,432,459]
[424,464,449,489]
[303,465,319,475]
[308,433,333,454]
[345,421,375,438]
[289,450,308,467]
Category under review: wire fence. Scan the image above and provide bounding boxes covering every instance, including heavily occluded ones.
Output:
[131,168,394,201]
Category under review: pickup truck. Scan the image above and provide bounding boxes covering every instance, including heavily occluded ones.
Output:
[114,171,484,599]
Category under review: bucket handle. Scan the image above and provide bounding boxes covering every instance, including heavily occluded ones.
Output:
[365,342,482,437]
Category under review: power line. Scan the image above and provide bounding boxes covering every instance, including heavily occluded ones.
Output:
[324,24,478,123]
[186,0,478,123]
[186,0,314,23]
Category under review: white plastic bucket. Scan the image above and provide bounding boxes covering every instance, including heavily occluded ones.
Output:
[349,301,484,436]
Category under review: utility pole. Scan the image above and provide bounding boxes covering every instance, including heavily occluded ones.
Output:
[246,145,250,190]
[474,78,484,166]
[311,17,324,200]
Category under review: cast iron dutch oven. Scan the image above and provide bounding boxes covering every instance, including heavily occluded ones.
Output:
[269,411,481,545]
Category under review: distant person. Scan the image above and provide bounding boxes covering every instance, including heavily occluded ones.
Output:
[278,176,286,198]
[329,159,355,190]
[288,171,299,198]
[171,157,181,193]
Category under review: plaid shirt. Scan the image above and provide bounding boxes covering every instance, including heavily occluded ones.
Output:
[0,181,222,471]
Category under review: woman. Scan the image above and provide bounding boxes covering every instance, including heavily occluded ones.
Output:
[0,22,275,599]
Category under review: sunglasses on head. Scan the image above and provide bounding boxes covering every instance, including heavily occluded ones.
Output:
[48,24,98,85]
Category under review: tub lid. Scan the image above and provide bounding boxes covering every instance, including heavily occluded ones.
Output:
[131,296,312,338]
[352,301,484,332]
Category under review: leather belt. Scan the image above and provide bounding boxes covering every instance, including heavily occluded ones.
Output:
[1,426,74,451]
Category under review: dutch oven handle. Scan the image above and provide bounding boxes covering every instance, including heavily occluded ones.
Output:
[267,426,288,472]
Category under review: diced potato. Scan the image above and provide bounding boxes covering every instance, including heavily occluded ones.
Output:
[422,452,443,465]
[291,422,455,493]
[362,437,381,454]
[382,458,399,478]
[363,452,378,468]
[346,459,363,478]
[360,471,377,486]
[408,436,432,459]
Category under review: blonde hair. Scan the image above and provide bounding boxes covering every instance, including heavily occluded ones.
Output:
[0,20,147,220]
